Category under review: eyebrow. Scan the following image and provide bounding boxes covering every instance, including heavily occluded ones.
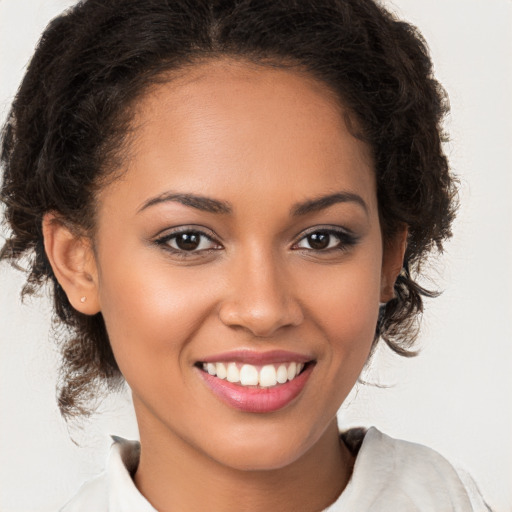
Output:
[291,192,368,217]
[137,190,367,217]
[138,192,232,214]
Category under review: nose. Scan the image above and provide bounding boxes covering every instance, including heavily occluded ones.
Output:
[218,249,304,338]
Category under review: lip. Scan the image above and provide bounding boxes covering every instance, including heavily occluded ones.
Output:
[197,351,315,413]
[199,349,313,365]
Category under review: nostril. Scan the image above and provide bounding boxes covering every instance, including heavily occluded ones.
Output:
[218,299,304,337]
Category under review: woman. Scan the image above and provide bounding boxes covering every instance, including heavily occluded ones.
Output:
[0,0,493,510]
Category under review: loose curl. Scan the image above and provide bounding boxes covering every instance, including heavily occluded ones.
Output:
[0,0,456,418]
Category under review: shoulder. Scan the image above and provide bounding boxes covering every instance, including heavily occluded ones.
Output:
[334,427,491,512]
[60,437,156,512]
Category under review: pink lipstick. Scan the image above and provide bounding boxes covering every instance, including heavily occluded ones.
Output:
[196,350,314,413]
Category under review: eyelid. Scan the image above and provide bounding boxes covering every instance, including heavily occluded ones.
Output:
[291,225,359,250]
[153,224,219,240]
[153,225,223,252]
[296,224,357,238]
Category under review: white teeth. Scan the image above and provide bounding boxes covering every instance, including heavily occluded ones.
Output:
[226,362,240,383]
[216,362,227,380]
[287,362,297,380]
[276,364,288,384]
[202,361,308,388]
[259,365,277,387]
[240,364,259,386]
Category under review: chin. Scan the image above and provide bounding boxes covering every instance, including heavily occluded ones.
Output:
[199,420,327,473]
[213,444,305,472]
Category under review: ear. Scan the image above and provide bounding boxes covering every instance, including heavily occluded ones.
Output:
[42,213,101,315]
[380,225,408,303]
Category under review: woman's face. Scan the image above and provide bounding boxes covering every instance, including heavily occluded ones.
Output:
[89,59,402,470]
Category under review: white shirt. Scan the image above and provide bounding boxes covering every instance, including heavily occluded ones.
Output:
[61,427,490,511]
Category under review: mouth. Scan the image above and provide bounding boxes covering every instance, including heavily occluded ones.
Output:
[195,351,315,413]
[197,361,308,388]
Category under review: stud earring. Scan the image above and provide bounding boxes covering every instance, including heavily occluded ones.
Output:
[80,296,87,303]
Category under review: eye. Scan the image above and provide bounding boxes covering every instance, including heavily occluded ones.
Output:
[294,228,357,252]
[156,229,221,253]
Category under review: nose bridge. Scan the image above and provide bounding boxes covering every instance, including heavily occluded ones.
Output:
[218,243,303,337]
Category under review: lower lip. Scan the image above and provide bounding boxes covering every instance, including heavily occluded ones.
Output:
[198,364,314,413]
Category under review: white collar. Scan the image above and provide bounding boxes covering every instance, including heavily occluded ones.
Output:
[62,427,482,511]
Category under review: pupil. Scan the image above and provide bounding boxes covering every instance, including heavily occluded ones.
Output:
[176,233,200,250]
[308,232,329,250]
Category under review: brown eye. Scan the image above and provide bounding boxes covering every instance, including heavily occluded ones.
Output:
[306,232,330,250]
[174,232,201,251]
[297,231,340,251]
[159,230,220,253]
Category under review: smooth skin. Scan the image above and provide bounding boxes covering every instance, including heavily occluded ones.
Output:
[43,58,406,512]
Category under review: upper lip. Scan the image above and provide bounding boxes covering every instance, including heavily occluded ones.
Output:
[198,349,314,365]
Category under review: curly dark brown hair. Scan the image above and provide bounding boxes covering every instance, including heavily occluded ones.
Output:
[0,0,456,419]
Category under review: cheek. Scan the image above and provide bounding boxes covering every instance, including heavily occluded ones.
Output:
[305,255,381,336]
[95,251,216,375]
[299,250,382,388]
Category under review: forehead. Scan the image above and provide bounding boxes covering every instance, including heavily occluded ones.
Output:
[101,58,376,218]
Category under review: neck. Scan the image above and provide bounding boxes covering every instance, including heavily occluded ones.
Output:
[134,414,354,512]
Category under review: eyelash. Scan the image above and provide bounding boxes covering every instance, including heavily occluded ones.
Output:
[154,228,221,258]
[292,227,359,253]
[154,226,358,258]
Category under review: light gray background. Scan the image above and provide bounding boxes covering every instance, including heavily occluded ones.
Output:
[1,1,511,511]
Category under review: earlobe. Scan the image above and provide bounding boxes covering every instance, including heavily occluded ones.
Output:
[42,213,101,315]
[380,226,408,303]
